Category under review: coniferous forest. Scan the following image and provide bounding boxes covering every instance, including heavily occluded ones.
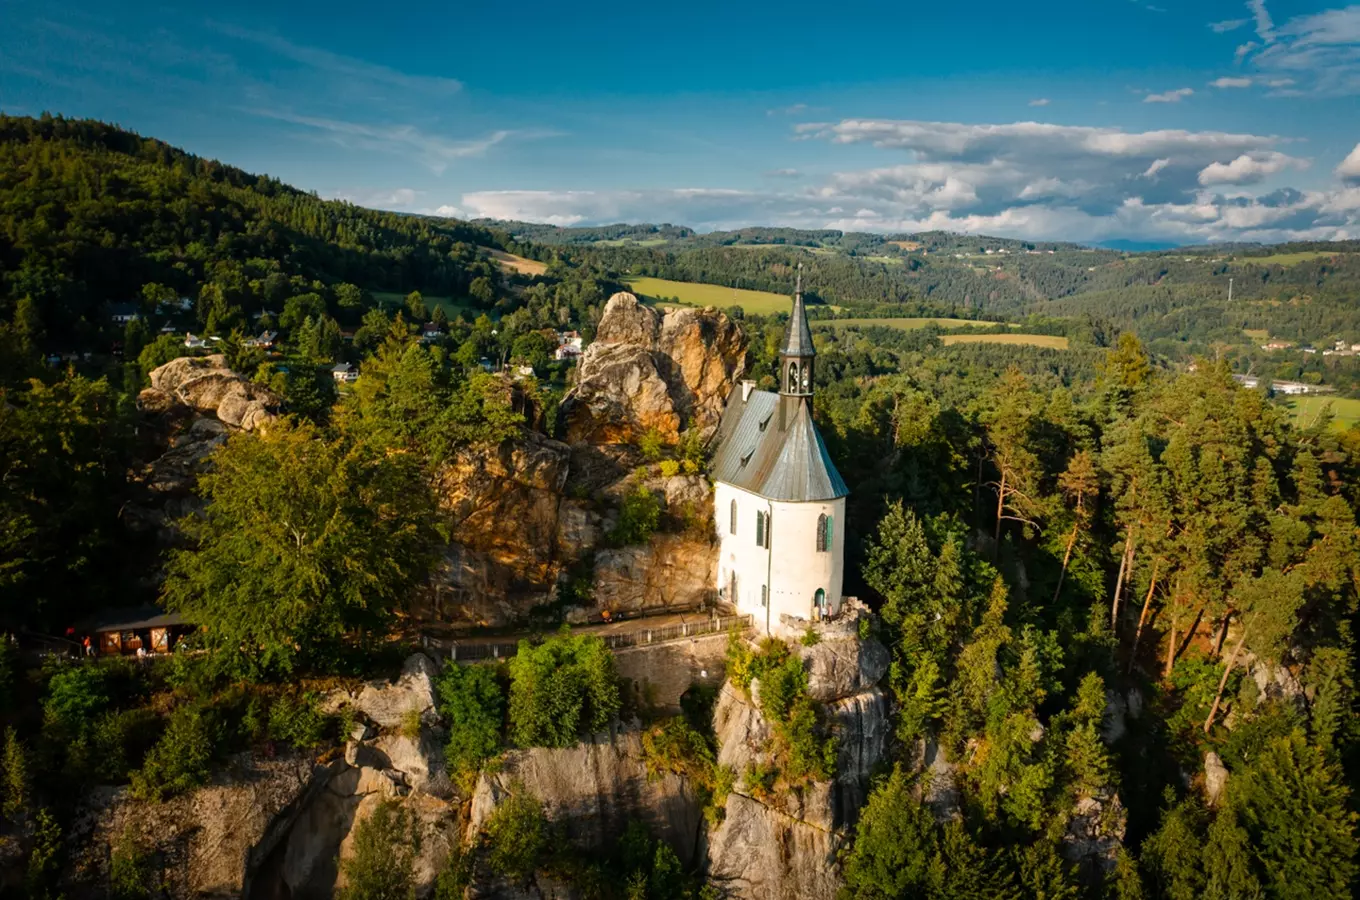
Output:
[1,115,1358,899]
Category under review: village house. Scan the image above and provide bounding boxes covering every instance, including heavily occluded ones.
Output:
[332,362,359,382]
[109,302,141,324]
[555,330,584,361]
[709,269,848,636]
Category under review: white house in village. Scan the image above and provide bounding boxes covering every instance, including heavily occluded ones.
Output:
[709,271,848,635]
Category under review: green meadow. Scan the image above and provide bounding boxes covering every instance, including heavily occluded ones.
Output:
[623,276,795,315]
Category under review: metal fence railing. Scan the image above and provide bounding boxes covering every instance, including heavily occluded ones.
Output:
[437,613,752,664]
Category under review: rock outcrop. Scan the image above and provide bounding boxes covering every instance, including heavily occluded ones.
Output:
[144,354,281,432]
[1204,751,1229,807]
[72,654,460,900]
[125,356,282,541]
[590,533,716,615]
[705,625,890,900]
[1061,793,1128,879]
[466,730,703,863]
[561,293,747,445]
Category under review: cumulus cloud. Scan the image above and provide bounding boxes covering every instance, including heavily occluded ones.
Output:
[1339,142,1360,182]
[1144,87,1195,102]
[1197,151,1310,185]
[1028,98,1051,106]
[1210,76,1254,87]
[390,116,1358,245]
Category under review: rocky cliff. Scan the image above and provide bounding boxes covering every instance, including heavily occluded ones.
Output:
[560,292,747,445]
[71,655,460,900]
[124,355,282,541]
[706,619,891,900]
[427,292,747,627]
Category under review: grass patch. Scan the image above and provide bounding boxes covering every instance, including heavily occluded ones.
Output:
[862,255,905,265]
[623,276,795,315]
[1243,329,1271,341]
[815,317,1010,331]
[370,291,475,320]
[942,333,1070,349]
[485,249,547,276]
[1237,251,1346,267]
[1281,395,1360,431]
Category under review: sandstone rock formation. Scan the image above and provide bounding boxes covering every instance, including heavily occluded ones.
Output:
[1061,793,1128,878]
[706,624,890,900]
[561,293,747,445]
[144,354,281,432]
[466,730,703,863]
[1204,750,1229,807]
[73,654,460,900]
[125,356,282,541]
[590,533,716,615]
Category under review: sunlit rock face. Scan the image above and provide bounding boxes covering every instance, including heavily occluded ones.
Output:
[561,292,747,445]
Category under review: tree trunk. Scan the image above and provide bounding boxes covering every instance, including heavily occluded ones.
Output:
[993,469,1007,558]
[1127,560,1159,674]
[1052,522,1080,604]
[1204,616,1252,734]
[1165,605,1206,676]
[1211,613,1232,658]
[1164,623,1176,678]
[1111,529,1136,631]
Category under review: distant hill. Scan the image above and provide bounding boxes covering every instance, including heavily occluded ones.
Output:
[0,114,509,349]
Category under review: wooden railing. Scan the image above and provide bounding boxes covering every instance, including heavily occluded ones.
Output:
[434,613,753,663]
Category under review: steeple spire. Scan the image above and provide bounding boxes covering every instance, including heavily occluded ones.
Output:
[781,262,815,361]
[778,262,815,428]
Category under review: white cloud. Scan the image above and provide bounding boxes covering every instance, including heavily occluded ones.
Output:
[432,117,1359,245]
[1248,0,1275,41]
[1236,41,1259,61]
[1210,76,1254,87]
[1338,142,1360,182]
[249,109,515,173]
[212,22,463,96]
[1028,98,1051,106]
[766,168,802,177]
[1210,18,1248,32]
[1143,158,1171,178]
[332,187,422,208]
[1144,87,1195,102]
[1238,4,1360,95]
[1197,150,1310,185]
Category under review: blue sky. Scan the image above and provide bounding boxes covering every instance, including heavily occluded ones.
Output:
[2,0,1360,243]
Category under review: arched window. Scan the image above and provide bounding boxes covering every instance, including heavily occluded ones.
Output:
[787,362,799,393]
[755,511,766,548]
[729,499,737,535]
[816,513,833,552]
[801,364,811,392]
[761,585,768,608]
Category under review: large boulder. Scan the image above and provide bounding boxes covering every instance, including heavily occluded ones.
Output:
[146,354,280,432]
[347,653,441,730]
[1061,793,1128,879]
[561,293,747,445]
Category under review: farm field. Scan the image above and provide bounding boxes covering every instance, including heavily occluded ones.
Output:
[816,317,1006,331]
[942,333,1070,349]
[1243,329,1270,341]
[486,248,547,276]
[623,276,797,315]
[1238,251,1346,267]
[1281,395,1360,431]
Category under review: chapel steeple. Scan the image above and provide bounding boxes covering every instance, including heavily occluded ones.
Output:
[778,264,815,430]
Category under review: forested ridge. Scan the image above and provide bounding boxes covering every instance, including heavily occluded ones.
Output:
[0,115,1358,898]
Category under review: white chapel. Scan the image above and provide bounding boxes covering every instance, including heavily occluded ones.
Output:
[710,271,849,635]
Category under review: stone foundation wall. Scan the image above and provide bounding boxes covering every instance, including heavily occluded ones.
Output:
[614,632,730,713]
